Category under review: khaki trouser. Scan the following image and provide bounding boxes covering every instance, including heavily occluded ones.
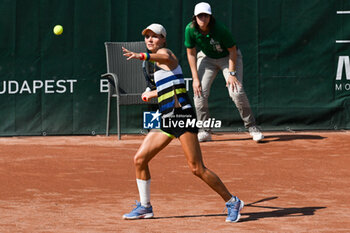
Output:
[194,49,256,131]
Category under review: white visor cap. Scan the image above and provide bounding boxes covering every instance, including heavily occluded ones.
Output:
[142,23,167,38]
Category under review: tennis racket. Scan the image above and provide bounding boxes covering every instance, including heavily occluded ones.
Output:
[142,60,156,101]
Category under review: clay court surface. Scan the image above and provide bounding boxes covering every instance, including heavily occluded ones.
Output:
[0,131,349,232]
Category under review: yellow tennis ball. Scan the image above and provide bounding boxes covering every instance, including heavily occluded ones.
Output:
[53,25,63,35]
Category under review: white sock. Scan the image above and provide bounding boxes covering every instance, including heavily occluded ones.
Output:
[136,179,151,207]
[228,196,236,203]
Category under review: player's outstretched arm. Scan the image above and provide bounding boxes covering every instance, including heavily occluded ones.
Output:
[122,47,176,68]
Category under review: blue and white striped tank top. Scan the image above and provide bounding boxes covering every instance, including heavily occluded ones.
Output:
[154,65,192,117]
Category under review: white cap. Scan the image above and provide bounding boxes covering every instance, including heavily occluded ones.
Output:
[194,2,212,16]
[142,23,167,38]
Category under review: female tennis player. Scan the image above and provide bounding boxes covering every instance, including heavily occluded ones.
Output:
[121,23,243,223]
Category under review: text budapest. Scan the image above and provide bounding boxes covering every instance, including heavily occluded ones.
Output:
[0,79,77,95]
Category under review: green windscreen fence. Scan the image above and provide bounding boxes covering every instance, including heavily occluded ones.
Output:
[0,0,349,136]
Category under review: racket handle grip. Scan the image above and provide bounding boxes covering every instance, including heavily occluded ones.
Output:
[143,86,152,102]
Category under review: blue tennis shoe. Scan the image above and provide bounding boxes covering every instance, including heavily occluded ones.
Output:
[123,201,154,220]
[225,196,244,222]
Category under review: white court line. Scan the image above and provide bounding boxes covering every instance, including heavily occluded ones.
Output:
[336,40,350,43]
[337,11,350,14]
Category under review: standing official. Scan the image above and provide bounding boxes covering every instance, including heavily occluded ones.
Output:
[185,2,264,142]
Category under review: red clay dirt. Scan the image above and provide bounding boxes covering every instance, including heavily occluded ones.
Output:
[0,131,349,232]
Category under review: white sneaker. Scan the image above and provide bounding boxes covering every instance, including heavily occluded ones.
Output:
[249,126,264,142]
[197,131,212,142]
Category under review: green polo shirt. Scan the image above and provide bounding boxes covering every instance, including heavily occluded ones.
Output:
[184,21,236,59]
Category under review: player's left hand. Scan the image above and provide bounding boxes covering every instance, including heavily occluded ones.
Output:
[122,47,141,60]
[226,75,242,92]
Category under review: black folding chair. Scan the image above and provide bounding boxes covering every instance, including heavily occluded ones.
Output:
[101,41,156,140]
